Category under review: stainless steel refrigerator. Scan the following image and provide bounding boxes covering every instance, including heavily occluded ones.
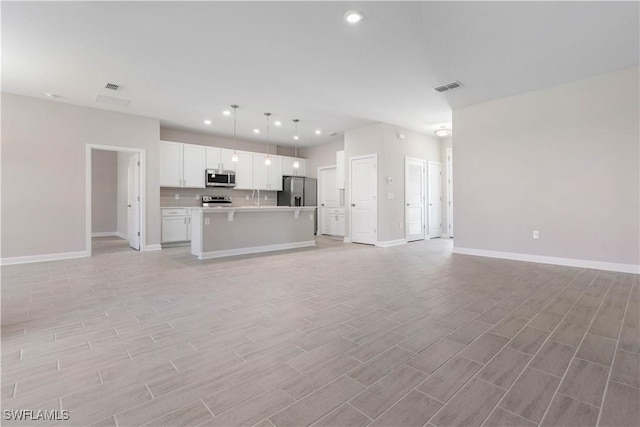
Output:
[278,176,318,234]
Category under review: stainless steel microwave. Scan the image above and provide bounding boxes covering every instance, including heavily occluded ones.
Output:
[206,169,236,187]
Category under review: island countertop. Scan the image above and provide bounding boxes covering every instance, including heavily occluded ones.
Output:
[191,206,317,211]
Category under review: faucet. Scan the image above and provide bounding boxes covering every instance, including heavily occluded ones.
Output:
[251,189,261,207]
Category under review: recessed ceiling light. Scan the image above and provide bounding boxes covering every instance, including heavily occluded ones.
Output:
[293,135,299,140]
[253,129,260,134]
[274,121,282,126]
[344,10,363,24]
[314,130,322,135]
[204,119,212,125]
[222,110,231,116]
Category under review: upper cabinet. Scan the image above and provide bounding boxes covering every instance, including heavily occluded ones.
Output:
[206,147,237,171]
[160,141,206,188]
[336,150,345,189]
[234,150,254,190]
[252,154,283,191]
[282,157,307,177]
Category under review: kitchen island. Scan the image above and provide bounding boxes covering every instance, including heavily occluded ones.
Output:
[190,206,316,259]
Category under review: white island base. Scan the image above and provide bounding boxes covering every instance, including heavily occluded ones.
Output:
[190,206,316,259]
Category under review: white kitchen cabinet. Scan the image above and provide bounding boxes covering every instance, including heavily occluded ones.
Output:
[162,209,189,242]
[253,153,283,190]
[322,207,345,236]
[234,150,254,189]
[159,141,183,187]
[186,209,192,240]
[160,141,205,188]
[336,150,345,189]
[282,157,307,177]
[183,144,206,188]
[206,147,237,171]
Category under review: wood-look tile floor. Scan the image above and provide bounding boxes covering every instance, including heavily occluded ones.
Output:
[2,236,638,427]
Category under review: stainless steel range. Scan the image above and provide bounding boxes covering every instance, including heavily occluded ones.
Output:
[202,195,232,207]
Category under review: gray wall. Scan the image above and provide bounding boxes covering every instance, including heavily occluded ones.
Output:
[453,66,639,267]
[91,150,118,233]
[1,93,161,258]
[299,138,344,179]
[344,123,441,243]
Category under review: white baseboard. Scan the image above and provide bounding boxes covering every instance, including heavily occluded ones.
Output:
[440,233,451,239]
[115,232,128,239]
[198,240,315,260]
[343,237,352,243]
[1,251,88,266]
[92,232,117,237]
[376,239,407,248]
[143,244,162,252]
[453,247,640,274]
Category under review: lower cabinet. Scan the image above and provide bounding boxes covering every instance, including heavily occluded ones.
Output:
[321,207,345,237]
[161,208,191,243]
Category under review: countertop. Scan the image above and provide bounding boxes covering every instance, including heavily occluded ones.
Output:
[192,206,316,211]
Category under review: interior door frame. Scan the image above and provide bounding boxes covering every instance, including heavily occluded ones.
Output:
[427,160,442,238]
[405,157,426,242]
[317,165,337,235]
[348,154,378,245]
[85,144,147,257]
[446,148,453,238]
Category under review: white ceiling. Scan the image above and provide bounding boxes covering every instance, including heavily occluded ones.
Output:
[3,1,638,147]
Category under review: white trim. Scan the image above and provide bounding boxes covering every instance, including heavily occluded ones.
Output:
[143,244,162,252]
[86,144,147,257]
[91,232,117,237]
[197,240,316,260]
[343,237,352,243]
[376,239,407,248]
[115,231,128,239]
[1,251,88,266]
[440,233,451,239]
[452,246,640,274]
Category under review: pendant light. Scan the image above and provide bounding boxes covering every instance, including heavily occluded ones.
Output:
[292,119,300,170]
[264,112,272,165]
[231,104,239,162]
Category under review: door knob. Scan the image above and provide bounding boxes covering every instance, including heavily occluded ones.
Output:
[351,203,356,207]
[406,203,410,206]
[127,204,131,208]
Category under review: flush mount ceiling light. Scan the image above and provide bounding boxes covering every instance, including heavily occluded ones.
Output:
[434,128,452,138]
[203,119,212,125]
[264,112,272,166]
[253,129,260,134]
[222,110,231,116]
[344,10,363,23]
[231,104,239,162]
[44,92,58,98]
[274,121,282,126]
[315,130,321,135]
[293,119,300,170]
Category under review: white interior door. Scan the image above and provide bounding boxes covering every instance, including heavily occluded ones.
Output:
[428,161,442,238]
[446,148,453,237]
[127,154,141,250]
[405,158,426,242]
[350,155,377,245]
[319,167,338,235]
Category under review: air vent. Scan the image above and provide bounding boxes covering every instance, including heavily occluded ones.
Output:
[95,94,130,107]
[329,132,338,137]
[434,81,463,93]
[104,83,119,90]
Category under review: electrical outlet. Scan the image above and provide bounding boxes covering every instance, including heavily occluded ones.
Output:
[309,214,313,220]
[174,194,179,200]
[533,230,539,239]
[245,195,249,200]
[204,218,210,225]
[264,195,268,200]
[195,194,200,200]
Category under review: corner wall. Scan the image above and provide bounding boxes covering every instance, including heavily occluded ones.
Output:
[453,67,639,272]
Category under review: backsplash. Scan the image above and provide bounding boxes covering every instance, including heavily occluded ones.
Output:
[160,187,278,208]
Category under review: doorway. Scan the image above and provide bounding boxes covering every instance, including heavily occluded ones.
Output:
[349,154,377,245]
[428,161,442,238]
[405,157,426,242]
[86,145,146,257]
[318,166,339,235]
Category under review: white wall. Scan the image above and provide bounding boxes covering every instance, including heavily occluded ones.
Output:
[299,138,344,179]
[91,150,118,233]
[117,151,133,237]
[441,136,453,237]
[453,67,639,271]
[344,123,441,243]
[1,93,161,259]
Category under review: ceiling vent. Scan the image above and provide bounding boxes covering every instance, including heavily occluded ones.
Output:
[434,81,463,93]
[104,83,119,90]
[95,94,130,107]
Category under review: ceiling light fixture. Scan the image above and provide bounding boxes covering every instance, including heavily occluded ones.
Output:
[315,130,321,135]
[253,129,260,134]
[264,112,272,166]
[222,110,231,116]
[204,119,212,125]
[274,121,282,126]
[293,119,300,170]
[434,128,452,138]
[231,104,239,162]
[44,92,57,98]
[344,10,363,23]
